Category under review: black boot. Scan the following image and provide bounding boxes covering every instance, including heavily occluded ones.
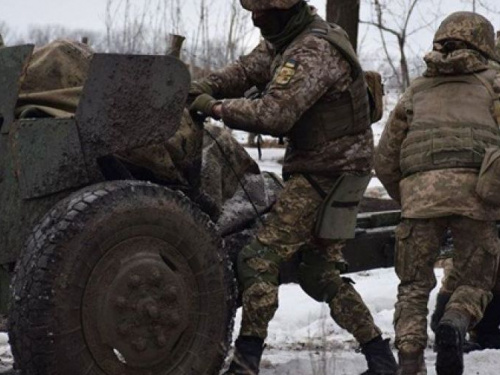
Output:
[474,292,500,349]
[430,292,451,333]
[435,309,469,375]
[462,338,482,353]
[224,336,264,375]
[360,336,398,375]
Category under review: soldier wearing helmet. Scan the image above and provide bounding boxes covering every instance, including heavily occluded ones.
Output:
[429,27,500,356]
[433,12,498,61]
[375,12,500,375]
[189,0,397,374]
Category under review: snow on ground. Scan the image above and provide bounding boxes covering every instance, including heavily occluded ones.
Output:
[244,147,285,177]
[2,270,498,373]
[233,118,500,374]
[0,333,12,372]
[230,268,500,375]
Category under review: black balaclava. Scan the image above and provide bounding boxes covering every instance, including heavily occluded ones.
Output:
[252,1,304,36]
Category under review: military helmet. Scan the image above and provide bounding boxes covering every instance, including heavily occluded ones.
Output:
[433,11,497,60]
[240,0,301,11]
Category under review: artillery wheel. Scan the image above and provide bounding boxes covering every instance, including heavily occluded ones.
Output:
[9,181,236,375]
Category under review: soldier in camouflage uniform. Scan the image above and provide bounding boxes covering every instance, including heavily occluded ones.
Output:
[375,12,500,375]
[429,30,500,354]
[190,0,397,374]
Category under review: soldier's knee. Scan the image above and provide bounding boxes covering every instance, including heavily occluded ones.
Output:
[237,239,281,290]
[298,251,347,303]
[243,282,279,310]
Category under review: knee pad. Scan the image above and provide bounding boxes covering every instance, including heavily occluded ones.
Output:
[237,240,281,290]
[298,250,347,303]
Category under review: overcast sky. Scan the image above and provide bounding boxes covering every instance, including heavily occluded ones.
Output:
[2,0,500,66]
[2,0,111,34]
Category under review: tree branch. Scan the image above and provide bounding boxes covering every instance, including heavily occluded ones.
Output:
[359,20,401,38]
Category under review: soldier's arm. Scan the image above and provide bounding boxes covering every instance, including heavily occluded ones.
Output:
[219,35,352,137]
[198,41,273,99]
[374,95,410,203]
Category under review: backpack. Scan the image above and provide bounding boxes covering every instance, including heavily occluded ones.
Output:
[365,70,385,123]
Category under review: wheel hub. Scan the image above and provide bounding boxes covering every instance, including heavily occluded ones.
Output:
[83,235,195,373]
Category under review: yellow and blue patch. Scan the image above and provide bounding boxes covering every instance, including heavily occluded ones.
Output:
[274,59,299,86]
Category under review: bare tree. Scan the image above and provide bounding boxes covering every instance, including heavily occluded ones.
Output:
[103,0,182,54]
[193,0,212,70]
[361,0,440,91]
[7,0,254,80]
[461,0,500,13]
[104,0,149,53]
[326,0,361,51]
[224,0,253,63]
[186,0,253,77]
[0,21,11,45]
[16,24,106,50]
[101,0,252,76]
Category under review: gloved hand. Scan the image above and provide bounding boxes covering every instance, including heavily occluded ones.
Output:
[187,81,213,105]
[189,93,219,119]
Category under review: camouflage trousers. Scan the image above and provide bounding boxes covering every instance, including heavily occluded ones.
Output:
[237,174,381,344]
[440,253,500,295]
[394,216,500,353]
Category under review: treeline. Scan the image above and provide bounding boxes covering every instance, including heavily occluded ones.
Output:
[1,0,499,89]
[1,0,255,79]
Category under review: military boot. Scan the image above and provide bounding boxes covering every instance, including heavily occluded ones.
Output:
[360,336,398,375]
[397,351,426,375]
[430,292,451,333]
[435,309,469,375]
[473,292,500,350]
[462,336,482,353]
[224,336,264,375]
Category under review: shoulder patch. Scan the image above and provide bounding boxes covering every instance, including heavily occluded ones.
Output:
[274,59,299,86]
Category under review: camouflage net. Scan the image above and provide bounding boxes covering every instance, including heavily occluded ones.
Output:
[16,39,92,118]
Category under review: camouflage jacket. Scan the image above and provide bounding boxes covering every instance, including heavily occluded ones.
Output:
[375,49,500,220]
[202,16,373,176]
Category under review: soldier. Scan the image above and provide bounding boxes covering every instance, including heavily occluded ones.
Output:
[375,12,500,375]
[431,243,500,353]
[430,29,500,353]
[189,0,397,374]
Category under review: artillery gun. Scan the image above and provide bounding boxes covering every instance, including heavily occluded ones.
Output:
[0,44,399,375]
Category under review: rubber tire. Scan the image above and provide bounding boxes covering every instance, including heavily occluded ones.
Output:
[9,181,236,375]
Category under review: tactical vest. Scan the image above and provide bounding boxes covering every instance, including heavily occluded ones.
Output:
[400,69,500,177]
[288,20,371,150]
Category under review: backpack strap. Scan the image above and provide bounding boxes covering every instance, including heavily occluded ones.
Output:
[308,20,363,80]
